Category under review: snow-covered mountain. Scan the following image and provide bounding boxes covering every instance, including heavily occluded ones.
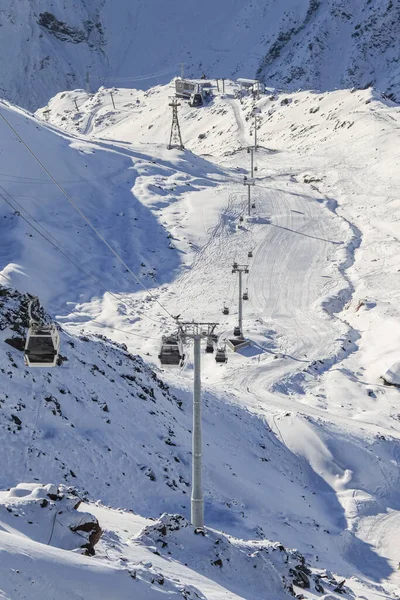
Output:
[1,0,399,110]
[1,4,400,599]
[1,65,400,599]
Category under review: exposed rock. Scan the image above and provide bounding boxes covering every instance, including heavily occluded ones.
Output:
[70,519,103,555]
[37,13,87,44]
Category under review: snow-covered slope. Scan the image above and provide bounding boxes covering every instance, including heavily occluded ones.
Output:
[0,95,225,310]
[0,483,359,600]
[0,287,347,553]
[1,76,400,599]
[1,0,399,110]
[0,290,367,599]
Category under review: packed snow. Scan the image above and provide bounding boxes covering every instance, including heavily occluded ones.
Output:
[1,76,400,599]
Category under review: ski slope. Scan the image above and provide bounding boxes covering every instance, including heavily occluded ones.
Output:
[0,79,400,599]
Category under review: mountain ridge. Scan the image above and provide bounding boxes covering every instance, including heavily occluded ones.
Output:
[0,0,399,110]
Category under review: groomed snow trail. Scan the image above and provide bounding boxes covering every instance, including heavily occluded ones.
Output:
[226,97,250,149]
[165,170,350,395]
[131,98,354,407]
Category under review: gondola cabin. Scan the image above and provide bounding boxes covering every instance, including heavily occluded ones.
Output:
[158,335,184,366]
[215,346,227,363]
[24,323,60,368]
[205,339,214,353]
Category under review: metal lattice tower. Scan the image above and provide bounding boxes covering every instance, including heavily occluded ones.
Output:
[168,98,184,150]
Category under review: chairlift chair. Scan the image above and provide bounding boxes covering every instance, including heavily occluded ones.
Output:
[24,299,60,368]
[233,326,241,337]
[248,250,253,258]
[243,289,249,300]
[158,334,184,366]
[222,304,229,315]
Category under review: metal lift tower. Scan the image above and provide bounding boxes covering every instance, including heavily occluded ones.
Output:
[243,176,255,216]
[252,106,261,151]
[231,263,249,338]
[168,98,184,150]
[178,321,218,529]
[227,263,251,352]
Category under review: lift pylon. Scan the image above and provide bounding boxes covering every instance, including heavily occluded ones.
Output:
[231,263,249,337]
[177,320,218,529]
[168,98,184,150]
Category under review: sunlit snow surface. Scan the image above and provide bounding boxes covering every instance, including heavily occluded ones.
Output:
[0,81,399,598]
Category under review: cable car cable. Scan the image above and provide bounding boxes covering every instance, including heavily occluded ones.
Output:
[64,319,160,341]
[0,272,12,284]
[0,110,176,322]
[0,187,166,328]
[21,383,46,482]
[43,301,161,342]
[1,274,161,353]
[0,190,164,327]
[92,66,176,83]
[0,271,161,343]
